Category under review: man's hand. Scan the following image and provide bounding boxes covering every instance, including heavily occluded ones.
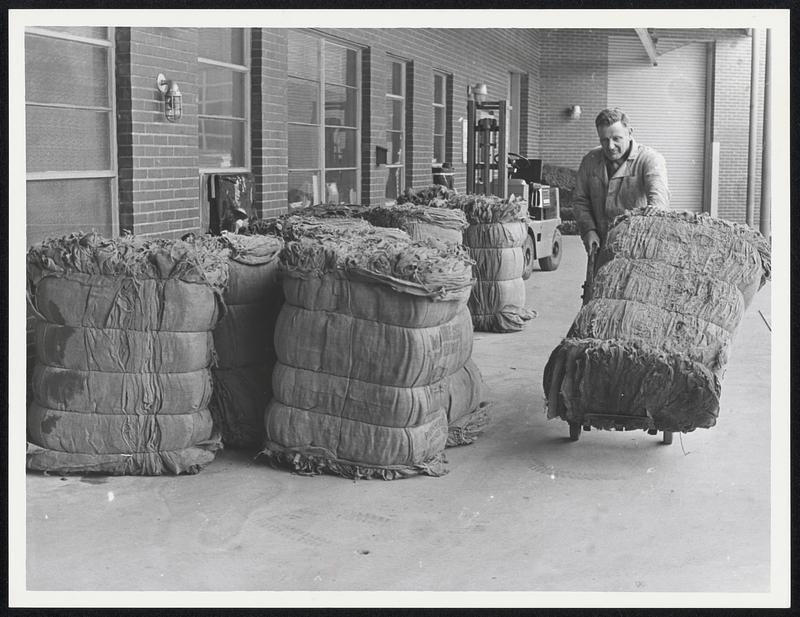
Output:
[582,230,600,254]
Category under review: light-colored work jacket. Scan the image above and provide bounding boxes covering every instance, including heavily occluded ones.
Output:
[572,139,670,245]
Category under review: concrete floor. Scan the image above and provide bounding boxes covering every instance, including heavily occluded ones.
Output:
[23,235,774,597]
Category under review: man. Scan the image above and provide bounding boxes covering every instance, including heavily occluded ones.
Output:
[572,108,670,254]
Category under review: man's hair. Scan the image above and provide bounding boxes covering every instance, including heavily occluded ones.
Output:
[595,108,630,129]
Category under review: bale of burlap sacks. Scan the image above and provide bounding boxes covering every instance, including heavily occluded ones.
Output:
[262,228,485,479]
[209,232,284,449]
[454,194,536,332]
[543,207,771,433]
[358,203,468,245]
[26,232,228,475]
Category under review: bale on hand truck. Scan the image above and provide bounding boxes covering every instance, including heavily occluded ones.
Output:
[542,207,771,445]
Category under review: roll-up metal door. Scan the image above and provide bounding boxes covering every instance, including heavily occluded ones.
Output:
[607,35,707,213]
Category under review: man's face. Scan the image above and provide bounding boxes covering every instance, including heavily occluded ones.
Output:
[597,121,633,162]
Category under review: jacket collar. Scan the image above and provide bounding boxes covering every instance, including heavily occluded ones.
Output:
[604,138,640,179]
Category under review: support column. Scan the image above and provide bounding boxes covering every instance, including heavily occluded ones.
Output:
[759,29,771,238]
[745,28,760,228]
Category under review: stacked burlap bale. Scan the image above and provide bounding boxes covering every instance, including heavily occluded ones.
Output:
[453,194,536,332]
[396,184,459,209]
[272,214,490,447]
[358,203,468,245]
[543,207,771,433]
[26,232,228,475]
[262,228,485,479]
[247,205,371,241]
[209,232,284,449]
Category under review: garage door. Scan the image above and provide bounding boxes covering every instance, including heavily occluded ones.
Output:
[607,35,708,213]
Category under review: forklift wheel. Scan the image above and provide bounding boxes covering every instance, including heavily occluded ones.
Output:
[568,422,581,441]
[538,229,562,271]
[522,233,535,280]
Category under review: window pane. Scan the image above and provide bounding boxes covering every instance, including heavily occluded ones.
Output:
[26,35,109,107]
[288,171,321,207]
[288,78,319,124]
[385,167,402,202]
[288,124,320,169]
[35,27,108,39]
[325,127,357,168]
[198,28,244,65]
[434,106,445,136]
[388,61,403,96]
[288,32,319,80]
[324,85,357,127]
[26,107,110,172]
[434,74,444,104]
[27,178,112,245]
[324,44,357,87]
[199,118,245,168]
[386,99,403,131]
[198,67,245,118]
[325,169,357,204]
[386,131,403,164]
[434,136,445,164]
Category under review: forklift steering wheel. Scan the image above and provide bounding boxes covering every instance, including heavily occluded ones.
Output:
[495,152,530,175]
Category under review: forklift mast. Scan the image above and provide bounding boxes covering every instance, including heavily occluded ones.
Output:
[466,99,509,198]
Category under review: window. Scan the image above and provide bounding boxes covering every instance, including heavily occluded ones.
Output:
[287,31,360,207]
[198,29,249,171]
[24,27,117,245]
[385,58,406,204]
[433,71,448,164]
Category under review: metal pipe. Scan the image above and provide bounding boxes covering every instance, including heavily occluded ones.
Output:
[759,28,771,238]
[745,28,760,228]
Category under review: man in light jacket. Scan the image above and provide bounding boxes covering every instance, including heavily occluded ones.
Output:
[572,107,670,254]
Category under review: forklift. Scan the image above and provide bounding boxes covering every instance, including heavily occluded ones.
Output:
[466,99,562,279]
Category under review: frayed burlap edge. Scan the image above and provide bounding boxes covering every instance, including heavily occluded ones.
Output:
[258,442,448,480]
[446,401,491,447]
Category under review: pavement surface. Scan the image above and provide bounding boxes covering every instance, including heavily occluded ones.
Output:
[22,235,775,599]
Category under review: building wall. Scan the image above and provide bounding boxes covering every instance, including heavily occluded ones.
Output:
[311,28,543,201]
[111,27,544,227]
[252,29,289,219]
[539,29,609,170]
[538,28,766,225]
[116,27,201,239]
[713,33,766,225]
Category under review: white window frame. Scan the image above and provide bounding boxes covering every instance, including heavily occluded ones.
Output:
[432,70,448,165]
[287,31,362,205]
[385,56,407,205]
[198,29,251,176]
[24,27,119,234]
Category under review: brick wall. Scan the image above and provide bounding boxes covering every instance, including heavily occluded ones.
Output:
[538,28,766,226]
[538,29,609,170]
[111,28,546,223]
[713,33,766,225]
[312,28,543,199]
[251,29,289,220]
[115,28,201,239]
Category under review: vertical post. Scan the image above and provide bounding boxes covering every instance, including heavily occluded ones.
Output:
[745,28,760,227]
[466,100,476,194]
[497,101,508,199]
[759,29,771,238]
[709,141,720,217]
[702,41,716,214]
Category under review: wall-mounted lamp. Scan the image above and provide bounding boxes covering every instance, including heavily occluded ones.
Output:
[157,73,182,122]
[467,82,489,104]
[568,105,582,120]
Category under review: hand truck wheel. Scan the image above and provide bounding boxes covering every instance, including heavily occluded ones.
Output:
[662,431,674,445]
[568,422,582,441]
